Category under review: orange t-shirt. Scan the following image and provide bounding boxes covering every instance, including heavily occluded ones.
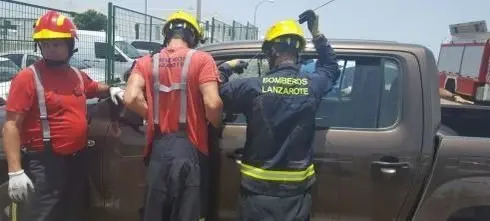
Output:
[133,46,220,154]
[6,60,99,155]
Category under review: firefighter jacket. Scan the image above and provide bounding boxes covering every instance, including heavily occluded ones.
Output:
[219,34,340,197]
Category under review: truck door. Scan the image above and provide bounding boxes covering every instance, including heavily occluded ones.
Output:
[213,58,268,221]
[312,52,422,220]
[102,104,147,221]
[0,109,11,220]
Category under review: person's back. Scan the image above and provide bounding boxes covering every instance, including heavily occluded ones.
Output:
[218,12,339,221]
[134,45,219,154]
[248,69,318,172]
[123,10,222,221]
[221,61,332,196]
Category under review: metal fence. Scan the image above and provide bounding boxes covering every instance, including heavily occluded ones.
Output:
[0,0,258,100]
[206,18,258,43]
[105,3,259,83]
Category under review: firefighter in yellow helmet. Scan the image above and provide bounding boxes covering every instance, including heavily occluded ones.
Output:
[124,10,222,221]
[163,10,205,47]
[217,10,340,220]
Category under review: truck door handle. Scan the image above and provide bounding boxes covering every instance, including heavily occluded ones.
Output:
[371,161,410,168]
[226,148,244,163]
[371,161,410,175]
[87,140,96,148]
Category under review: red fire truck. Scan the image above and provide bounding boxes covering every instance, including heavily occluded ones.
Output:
[438,20,490,103]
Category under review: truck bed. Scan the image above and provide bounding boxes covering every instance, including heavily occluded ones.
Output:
[441,103,490,138]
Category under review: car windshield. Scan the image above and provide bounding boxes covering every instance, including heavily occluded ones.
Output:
[115,41,142,59]
[0,59,20,82]
[69,57,91,69]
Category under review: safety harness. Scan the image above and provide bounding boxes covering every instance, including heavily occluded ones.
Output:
[151,49,196,130]
[28,64,85,150]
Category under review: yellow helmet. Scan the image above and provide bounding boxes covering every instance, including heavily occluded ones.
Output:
[163,10,203,40]
[262,19,306,52]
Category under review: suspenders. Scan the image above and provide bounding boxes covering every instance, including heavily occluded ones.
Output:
[151,49,196,130]
[28,65,84,147]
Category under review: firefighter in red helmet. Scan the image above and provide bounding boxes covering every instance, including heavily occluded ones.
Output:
[3,10,123,221]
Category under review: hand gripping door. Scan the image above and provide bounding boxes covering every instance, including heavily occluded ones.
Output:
[152,49,196,129]
[29,65,85,148]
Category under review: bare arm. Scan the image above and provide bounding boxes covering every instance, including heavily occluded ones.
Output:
[200,81,223,128]
[439,88,474,104]
[439,88,454,100]
[3,112,25,173]
[123,73,148,117]
[95,83,110,97]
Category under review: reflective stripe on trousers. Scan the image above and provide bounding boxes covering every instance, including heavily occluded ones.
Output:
[238,162,315,182]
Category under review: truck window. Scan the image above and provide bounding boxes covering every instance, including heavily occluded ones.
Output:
[460,45,485,78]
[94,42,108,59]
[94,42,123,59]
[220,56,401,129]
[115,41,142,59]
[438,46,464,73]
[1,54,23,67]
[26,55,41,67]
[316,56,401,129]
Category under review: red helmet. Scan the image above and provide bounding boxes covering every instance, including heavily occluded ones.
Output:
[33,11,78,40]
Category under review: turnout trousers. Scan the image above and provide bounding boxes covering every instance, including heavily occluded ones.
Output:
[143,131,208,221]
[13,145,89,221]
[237,188,312,221]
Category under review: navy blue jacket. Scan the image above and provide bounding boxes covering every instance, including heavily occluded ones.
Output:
[219,34,340,196]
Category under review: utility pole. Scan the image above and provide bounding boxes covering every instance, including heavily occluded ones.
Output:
[196,0,202,22]
[144,0,148,39]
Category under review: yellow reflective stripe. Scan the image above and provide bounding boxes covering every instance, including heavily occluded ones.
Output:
[239,162,315,182]
[11,202,17,221]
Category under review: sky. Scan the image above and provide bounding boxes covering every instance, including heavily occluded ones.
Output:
[20,0,490,55]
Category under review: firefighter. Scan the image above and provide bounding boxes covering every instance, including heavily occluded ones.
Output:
[217,10,340,220]
[3,10,124,221]
[123,10,222,221]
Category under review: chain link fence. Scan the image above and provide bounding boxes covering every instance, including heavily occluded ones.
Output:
[0,0,259,100]
[106,4,259,82]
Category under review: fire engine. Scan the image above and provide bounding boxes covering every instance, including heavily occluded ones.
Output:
[438,20,490,103]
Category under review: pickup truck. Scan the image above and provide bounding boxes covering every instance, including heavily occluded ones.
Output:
[1,39,490,221]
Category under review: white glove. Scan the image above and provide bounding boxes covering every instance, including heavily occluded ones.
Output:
[8,170,34,202]
[109,87,124,105]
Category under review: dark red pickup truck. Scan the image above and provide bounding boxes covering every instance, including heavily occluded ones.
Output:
[1,39,490,221]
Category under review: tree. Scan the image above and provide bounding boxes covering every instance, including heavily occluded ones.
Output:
[74,10,107,31]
